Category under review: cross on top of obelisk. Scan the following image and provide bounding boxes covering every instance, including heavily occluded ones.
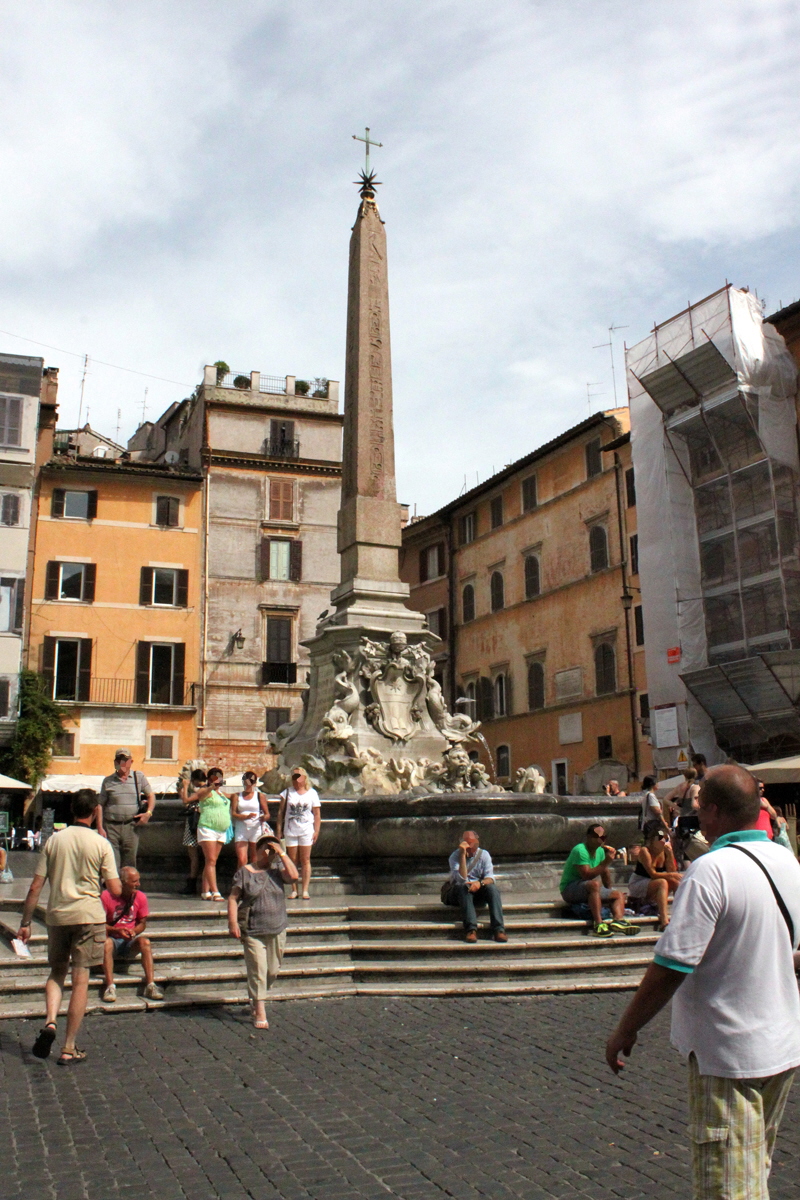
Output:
[352,126,383,197]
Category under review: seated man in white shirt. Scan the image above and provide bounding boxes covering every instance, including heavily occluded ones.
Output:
[443,830,508,943]
[606,765,800,1200]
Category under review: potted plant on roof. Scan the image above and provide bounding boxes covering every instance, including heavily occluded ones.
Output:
[214,361,230,385]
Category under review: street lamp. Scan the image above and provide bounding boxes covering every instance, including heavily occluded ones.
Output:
[232,629,246,651]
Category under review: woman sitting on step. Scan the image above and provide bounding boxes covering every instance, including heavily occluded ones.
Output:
[227,833,298,1029]
[626,820,682,931]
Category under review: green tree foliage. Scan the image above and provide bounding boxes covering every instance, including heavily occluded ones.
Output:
[0,672,66,788]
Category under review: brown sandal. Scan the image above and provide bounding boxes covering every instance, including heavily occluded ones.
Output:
[56,1047,86,1066]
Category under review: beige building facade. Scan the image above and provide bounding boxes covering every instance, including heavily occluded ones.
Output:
[401,410,653,792]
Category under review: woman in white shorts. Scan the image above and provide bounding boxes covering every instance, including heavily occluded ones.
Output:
[231,771,273,868]
[277,767,321,900]
[192,767,231,901]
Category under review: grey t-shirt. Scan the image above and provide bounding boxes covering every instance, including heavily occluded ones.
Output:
[232,865,287,936]
[99,771,151,822]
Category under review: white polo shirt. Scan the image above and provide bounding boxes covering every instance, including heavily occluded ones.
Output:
[654,829,800,1078]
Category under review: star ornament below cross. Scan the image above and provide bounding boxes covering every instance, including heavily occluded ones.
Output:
[356,169,382,198]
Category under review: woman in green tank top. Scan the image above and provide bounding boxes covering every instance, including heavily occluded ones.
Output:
[193,767,231,900]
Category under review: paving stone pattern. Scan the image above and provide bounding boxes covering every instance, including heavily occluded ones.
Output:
[0,993,798,1199]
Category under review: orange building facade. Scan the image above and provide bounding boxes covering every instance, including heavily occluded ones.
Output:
[401,410,653,793]
[27,456,203,776]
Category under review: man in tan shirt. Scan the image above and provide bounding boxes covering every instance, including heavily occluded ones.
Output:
[18,789,120,1065]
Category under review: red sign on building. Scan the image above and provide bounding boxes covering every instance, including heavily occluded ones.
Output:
[666,646,681,664]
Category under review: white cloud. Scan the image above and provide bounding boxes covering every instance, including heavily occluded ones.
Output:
[1,1,800,509]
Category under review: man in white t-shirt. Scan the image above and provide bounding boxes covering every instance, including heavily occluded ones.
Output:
[606,765,800,1199]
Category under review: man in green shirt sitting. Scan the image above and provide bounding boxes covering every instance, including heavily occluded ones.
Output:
[560,824,639,938]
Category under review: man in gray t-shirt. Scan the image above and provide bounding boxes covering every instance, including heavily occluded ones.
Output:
[95,749,155,870]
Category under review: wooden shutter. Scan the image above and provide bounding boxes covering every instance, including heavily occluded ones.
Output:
[83,563,96,603]
[135,641,150,704]
[436,544,445,577]
[260,538,271,581]
[289,540,302,582]
[419,549,428,583]
[477,676,494,721]
[45,561,60,600]
[51,489,65,518]
[267,617,291,663]
[176,569,189,607]
[437,607,447,640]
[167,497,179,526]
[269,480,293,520]
[13,577,25,631]
[139,566,154,606]
[1,396,21,445]
[0,678,8,718]
[77,639,93,702]
[86,491,98,519]
[171,642,186,705]
[2,493,20,525]
[42,636,56,695]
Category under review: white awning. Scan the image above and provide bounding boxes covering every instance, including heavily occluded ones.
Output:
[0,772,32,789]
[39,774,179,794]
[744,755,800,784]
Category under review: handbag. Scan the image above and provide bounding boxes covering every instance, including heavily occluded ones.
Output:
[440,879,459,906]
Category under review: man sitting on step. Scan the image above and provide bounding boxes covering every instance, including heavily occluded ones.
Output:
[560,824,639,938]
[100,867,163,1002]
[444,830,508,943]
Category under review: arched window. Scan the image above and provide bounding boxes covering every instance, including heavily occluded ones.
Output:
[524,555,540,599]
[490,571,504,612]
[496,744,510,778]
[494,673,507,716]
[595,642,616,695]
[465,680,476,709]
[589,525,609,573]
[462,583,475,623]
[527,661,545,710]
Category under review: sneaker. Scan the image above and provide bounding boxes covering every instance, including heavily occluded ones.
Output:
[101,983,117,1003]
[144,982,164,1000]
[609,918,640,936]
[592,922,613,938]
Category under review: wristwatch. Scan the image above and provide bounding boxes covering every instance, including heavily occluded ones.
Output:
[19,921,31,928]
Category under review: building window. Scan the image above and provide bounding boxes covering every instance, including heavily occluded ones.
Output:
[496,744,510,778]
[427,608,447,639]
[419,543,444,582]
[594,642,616,695]
[598,734,613,759]
[51,489,97,520]
[521,475,537,512]
[639,691,650,735]
[149,735,175,760]
[462,583,475,623]
[494,673,507,717]
[52,729,75,757]
[589,525,609,573]
[459,512,476,545]
[43,636,92,702]
[263,616,296,684]
[1,493,20,525]
[260,538,302,582]
[527,660,545,710]
[524,555,540,599]
[625,467,636,507]
[269,479,294,521]
[552,759,568,796]
[0,678,9,719]
[155,496,180,527]
[266,707,291,733]
[490,495,503,529]
[268,419,298,458]
[139,567,188,607]
[586,438,602,479]
[490,571,504,612]
[135,641,186,705]
[477,676,494,721]
[634,604,645,646]
[629,533,639,576]
[0,395,22,446]
[45,562,96,604]
[0,577,24,631]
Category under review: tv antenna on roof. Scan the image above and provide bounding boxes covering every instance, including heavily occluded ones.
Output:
[593,322,628,405]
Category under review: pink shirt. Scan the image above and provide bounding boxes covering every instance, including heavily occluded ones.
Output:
[754,809,774,840]
[102,889,149,935]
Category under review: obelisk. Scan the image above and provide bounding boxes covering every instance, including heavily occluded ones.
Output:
[327,173,426,631]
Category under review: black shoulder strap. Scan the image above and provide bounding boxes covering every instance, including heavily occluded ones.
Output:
[728,844,795,946]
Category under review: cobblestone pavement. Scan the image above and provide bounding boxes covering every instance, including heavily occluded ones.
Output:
[1,994,798,1199]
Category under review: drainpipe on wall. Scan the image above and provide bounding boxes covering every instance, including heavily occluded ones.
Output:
[612,448,640,781]
[199,456,210,732]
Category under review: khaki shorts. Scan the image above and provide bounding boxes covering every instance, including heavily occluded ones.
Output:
[47,923,106,972]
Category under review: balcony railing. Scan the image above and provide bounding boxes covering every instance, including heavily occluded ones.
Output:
[259,374,287,395]
[262,662,297,685]
[55,677,199,707]
[264,439,300,460]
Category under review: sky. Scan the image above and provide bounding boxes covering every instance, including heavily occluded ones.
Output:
[2,1,800,513]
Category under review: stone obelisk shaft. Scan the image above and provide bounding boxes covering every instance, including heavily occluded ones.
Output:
[330,190,423,628]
